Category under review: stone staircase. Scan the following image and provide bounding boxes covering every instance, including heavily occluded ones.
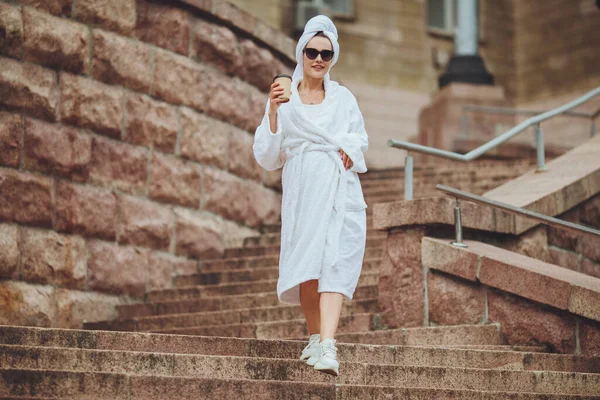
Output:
[3,158,599,398]
[2,324,600,398]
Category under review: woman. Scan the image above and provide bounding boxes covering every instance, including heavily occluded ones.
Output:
[253,15,368,377]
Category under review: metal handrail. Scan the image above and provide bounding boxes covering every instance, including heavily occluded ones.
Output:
[388,86,600,200]
[435,184,600,248]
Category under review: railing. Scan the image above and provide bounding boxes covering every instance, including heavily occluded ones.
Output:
[388,86,600,200]
[436,184,600,248]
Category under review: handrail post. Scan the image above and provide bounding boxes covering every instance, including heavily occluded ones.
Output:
[535,123,547,172]
[451,198,468,248]
[404,152,414,201]
[592,121,597,137]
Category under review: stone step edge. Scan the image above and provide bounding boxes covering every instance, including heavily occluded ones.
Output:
[147,278,281,296]
[178,265,381,282]
[9,325,600,374]
[198,255,382,270]
[145,278,379,299]
[146,312,375,334]
[2,369,597,400]
[224,239,386,252]
[5,338,600,375]
[85,299,379,331]
[4,346,600,382]
[120,290,377,316]
[1,358,599,395]
[3,324,514,350]
[146,278,377,299]
[115,292,378,320]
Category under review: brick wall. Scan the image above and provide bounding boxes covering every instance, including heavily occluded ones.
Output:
[0,0,295,328]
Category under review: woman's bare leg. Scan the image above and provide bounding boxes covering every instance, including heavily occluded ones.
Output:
[300,280,321,334]
[319,292,344,340]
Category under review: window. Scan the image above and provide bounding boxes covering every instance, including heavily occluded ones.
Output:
[322,0,354,17]
[428,0,458,33]
[295,0,355,31]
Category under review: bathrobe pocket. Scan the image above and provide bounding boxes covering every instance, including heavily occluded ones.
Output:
[345,170,367,211]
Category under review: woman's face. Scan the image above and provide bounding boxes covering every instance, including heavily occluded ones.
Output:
[302,36,333,80]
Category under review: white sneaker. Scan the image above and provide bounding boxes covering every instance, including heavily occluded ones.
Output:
[299,334,320,363]
[306,349,320,367]
[313,338,339,376]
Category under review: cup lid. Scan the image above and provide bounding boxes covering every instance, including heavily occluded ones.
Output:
[273,73,292,82]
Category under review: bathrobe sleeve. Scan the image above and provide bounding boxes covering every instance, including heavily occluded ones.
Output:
[335,90,369,173]
[253,100,285,171]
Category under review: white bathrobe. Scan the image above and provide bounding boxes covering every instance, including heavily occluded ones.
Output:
[253,77,368,304]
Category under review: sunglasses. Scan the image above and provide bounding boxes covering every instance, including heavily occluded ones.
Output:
[303,48,335,62]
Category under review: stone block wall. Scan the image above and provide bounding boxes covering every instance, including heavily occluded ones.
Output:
[377,227,600,356]
[0,0,294,328]
[375,182,600,356]
[462,193,600,279]
[546,193,600,279]
[427,268,600,355]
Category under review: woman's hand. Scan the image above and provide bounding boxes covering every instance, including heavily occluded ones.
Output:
[339,150,353,170]
[269,82,286,116]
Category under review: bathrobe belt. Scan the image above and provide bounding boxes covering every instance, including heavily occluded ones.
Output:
[284,142,348,269]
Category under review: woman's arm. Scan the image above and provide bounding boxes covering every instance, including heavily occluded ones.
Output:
[253,99,285,171]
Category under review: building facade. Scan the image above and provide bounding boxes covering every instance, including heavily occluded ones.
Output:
[231,0,600,168]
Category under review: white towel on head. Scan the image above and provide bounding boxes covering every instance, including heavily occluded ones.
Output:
[292,15,340,81]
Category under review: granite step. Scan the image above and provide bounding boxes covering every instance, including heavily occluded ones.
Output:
[3,369,598,400]
[175,266,282,287]
[0,369,334,400]
[360,167,531,191]
[243,234,386,248]
[224,240,385,258]
[4,342,600,392]
[85,299,379,332]
[224,245,385,260]
[147,312,375,338]
[261,222,386,235]
[199,253,382,275]
[337,385,600,399]
[174,259,381,287]
[118,292,282,319]
[417,344,549,352]
[199,254,280,272]
[5,326,597,374]
[147,274,380,303]
[336,324,507,347]
[2,349,599,396]
[118,285,379,320]
[260,224,284,234]
[223,245,280,258]
[365,195,410,205]
[360,179,404,190]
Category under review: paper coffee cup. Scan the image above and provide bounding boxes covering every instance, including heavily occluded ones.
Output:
[273,74,292,103]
